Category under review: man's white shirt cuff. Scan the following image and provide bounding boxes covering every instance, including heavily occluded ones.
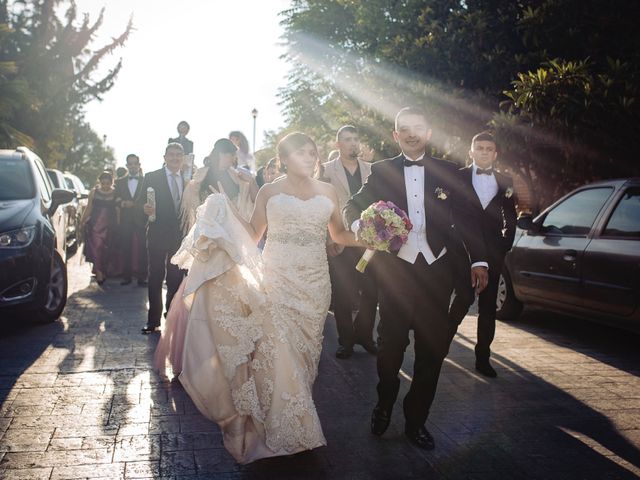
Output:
[471,261,489,270]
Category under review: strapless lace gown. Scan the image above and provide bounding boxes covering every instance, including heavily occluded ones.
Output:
[178,193,334,464]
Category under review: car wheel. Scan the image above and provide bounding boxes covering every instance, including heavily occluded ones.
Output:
[35,251,68,322]
[496,268,522,321]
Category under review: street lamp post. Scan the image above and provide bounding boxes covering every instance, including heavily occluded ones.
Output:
[251,108,258,155]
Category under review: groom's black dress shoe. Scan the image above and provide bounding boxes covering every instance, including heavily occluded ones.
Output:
[335,346,353,359]
[405,425,435,450]
[120,279,132,286]
[141,325,158,334]
[475,359,497,378]
[370,406,391,436]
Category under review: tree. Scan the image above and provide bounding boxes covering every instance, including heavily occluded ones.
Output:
[0,22,31,147]
[58,117,114,185]
[0,0,131,181]
[278,0,640,208]
[493,57,640,212]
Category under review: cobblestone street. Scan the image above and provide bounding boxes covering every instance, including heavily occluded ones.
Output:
[1,255,639,479]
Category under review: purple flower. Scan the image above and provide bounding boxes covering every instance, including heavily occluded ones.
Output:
[378,229,391,241]
[389,236,403,251]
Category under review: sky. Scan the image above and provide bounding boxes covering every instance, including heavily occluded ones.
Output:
[75,0,292,172]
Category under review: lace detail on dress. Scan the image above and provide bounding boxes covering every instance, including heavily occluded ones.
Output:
[179,193,334,463]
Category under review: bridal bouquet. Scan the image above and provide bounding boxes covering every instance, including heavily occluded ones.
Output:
[355,201,412,272]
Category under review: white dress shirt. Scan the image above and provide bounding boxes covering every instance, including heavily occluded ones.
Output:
[351,153,445,265]
[127,176,139,198]
[352,154,488,269]
[472,163,499,210]
[396,153,446,265]
[164,166,183,201]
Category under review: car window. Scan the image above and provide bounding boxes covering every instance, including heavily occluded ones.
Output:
[541,187,613,236]
[64,177,75,190]
[602,187,640,238]
[47,170,60,188]
[33,158,52,202]
[0,158,36,200]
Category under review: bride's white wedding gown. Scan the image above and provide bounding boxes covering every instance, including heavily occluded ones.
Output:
[177,192,333,464]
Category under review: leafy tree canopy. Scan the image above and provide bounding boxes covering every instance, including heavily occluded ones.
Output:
[0,0,130,184]
[278,0,640,210]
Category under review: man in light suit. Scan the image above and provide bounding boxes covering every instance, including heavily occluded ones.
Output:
[324,125,378,359]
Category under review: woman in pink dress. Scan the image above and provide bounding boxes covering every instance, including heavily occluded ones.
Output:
[80,171,117,285]
[154,139,257,377]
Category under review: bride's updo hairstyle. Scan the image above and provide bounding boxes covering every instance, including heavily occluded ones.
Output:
[276,132,320,177]
[200,138,239,198]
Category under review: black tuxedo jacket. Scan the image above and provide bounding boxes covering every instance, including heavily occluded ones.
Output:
[458,166,517,262]
[138,168,184,250]
[114,174,146,228]
[344,154,486,265]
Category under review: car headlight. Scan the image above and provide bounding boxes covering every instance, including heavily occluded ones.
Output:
[0,226,37,248]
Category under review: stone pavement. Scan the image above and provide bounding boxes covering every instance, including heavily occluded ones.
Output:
[1,255,639,479]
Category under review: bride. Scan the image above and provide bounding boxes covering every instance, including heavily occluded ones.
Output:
[177,132,360,463]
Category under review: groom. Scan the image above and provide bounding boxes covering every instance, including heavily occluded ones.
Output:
[344,107,488,450]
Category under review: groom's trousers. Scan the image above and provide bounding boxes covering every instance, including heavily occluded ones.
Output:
[374,252,454,430]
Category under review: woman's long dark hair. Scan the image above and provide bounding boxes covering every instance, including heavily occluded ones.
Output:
[229,131,250,155]
[200,138,240,199]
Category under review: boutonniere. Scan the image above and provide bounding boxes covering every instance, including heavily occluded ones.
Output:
[505,187,514,199]
[435,187,449,200]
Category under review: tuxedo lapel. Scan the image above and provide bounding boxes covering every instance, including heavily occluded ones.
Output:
[133,175,144,200]
[464,166,484,209]
[486,171,507,210]
[390,155,408,213]
[156,168,176,215]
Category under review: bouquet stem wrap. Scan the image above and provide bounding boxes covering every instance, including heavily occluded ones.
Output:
[355,201,412,273]
[147,187,156,223]
[355,249,375,273]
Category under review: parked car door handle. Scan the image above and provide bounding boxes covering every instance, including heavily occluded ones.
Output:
[563,249,578,261]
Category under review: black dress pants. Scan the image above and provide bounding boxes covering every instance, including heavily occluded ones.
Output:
[147,239,184,328]
[448,255,504,360]
[120,223,147,282]
[375,252,454,430]
[328,247,378,348]
[475,258,503,361]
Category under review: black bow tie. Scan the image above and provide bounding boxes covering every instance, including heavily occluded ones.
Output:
[404,158,426,168]
[476,168,493,176]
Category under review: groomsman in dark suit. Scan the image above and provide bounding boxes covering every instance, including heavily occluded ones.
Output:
[344,107,488,450]
[139,143,186,334]
[448,131,517,377]
[114,154,147,286]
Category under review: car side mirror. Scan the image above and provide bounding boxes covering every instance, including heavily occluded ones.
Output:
[517,214,534,231]
[49,188,75,215]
